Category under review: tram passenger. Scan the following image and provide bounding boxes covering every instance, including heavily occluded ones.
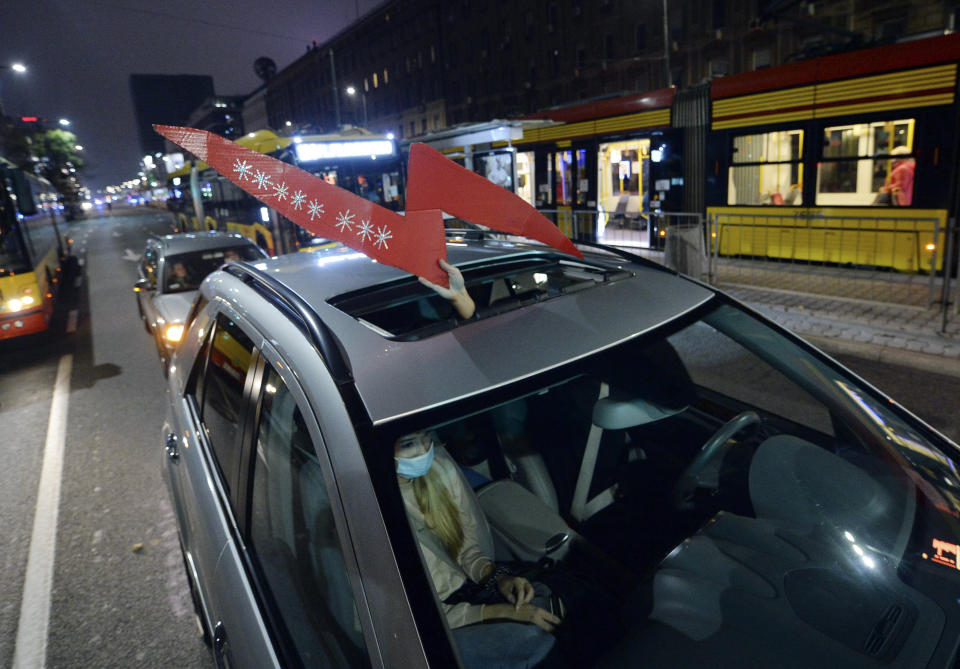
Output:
[880,146,915,206]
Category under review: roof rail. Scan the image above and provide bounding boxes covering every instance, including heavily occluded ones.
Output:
[223,262,353,384]
[573,240,669,272]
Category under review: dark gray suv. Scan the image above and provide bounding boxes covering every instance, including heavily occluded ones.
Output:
[163,236,960,668]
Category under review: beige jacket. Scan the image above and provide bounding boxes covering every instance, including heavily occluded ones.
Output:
[399,451,494,628]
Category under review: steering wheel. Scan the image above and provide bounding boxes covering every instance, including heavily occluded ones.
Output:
[672,411,762,510]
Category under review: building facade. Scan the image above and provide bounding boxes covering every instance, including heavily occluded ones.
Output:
[261,0,957,139]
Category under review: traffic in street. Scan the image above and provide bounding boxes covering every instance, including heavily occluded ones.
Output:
[1,208,209,668]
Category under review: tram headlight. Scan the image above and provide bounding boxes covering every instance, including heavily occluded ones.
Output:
[7,298,23,312]
[21,295,34,306]
[164,324,185,343]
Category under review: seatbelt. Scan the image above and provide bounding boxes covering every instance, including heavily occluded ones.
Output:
[570,382,617,523]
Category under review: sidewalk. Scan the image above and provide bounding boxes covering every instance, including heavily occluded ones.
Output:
[619,245,960,377]
[725,283,960,376]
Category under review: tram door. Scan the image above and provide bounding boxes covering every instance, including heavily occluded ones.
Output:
[597,138,651,247]
[537,143,595,240]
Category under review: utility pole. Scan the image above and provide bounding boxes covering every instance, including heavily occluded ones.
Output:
[662,0,671,87]
[329,49,341,128]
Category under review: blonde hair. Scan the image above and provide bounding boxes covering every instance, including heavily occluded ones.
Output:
[412,458,464,559]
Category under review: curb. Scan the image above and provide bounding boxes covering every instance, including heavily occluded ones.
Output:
[805,335,960,379]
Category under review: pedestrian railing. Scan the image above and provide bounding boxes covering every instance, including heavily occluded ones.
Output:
[708,211,950,309]
[531,207,960,331]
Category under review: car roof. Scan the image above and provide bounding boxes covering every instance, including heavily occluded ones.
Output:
[217,240,716,425]
[153,231,259,256]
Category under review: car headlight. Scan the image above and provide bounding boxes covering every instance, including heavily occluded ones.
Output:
[164,324,184,343]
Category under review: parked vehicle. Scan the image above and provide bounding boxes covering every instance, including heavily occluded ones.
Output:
[163,235,960,668]
[134,231,266,368]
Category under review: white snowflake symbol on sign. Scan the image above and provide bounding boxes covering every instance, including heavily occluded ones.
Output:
[335,209,356,232]
[291,190,306,210]
[232,158,252,181]
[356,219,374,243]
[374,225,393,250]
[271,181,289,201]
[253,169,273,190]
[307,199,324,220]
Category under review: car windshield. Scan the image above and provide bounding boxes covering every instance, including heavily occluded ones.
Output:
[379,301,960,667]
[163,246,263,293]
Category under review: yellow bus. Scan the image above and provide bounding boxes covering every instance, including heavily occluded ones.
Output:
[167,127,400,256]
[0,161,70,340]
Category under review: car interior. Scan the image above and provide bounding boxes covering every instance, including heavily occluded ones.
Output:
[383,303,958,667]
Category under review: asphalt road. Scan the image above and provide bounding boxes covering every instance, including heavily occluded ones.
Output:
[1,208,210,669]
[1,207,958,668]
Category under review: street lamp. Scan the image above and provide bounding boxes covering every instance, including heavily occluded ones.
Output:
[59,118,71,127]
[345,85,367,126]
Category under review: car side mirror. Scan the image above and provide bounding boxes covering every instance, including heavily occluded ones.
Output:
[134,278,154,293]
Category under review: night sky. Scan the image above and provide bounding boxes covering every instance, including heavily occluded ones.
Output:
[1,0,382,191]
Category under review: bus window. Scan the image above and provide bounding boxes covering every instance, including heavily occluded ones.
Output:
[816,119,914,206]
[728,130,803,206]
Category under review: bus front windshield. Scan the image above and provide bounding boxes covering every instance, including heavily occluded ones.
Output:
[0,218,30,276]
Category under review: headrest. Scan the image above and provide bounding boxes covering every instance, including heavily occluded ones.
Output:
[592,394,686,429]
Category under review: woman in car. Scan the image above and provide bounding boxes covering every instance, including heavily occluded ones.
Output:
[394,430,560,668]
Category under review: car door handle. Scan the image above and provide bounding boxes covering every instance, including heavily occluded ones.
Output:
[165,433,179,460]
[213,621,229,668]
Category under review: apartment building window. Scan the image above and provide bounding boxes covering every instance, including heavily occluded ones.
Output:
[636,24,647,52]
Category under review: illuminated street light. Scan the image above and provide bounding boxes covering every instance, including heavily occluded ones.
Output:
[59,118,71,126]
[75,145,83,151]
[345,86,367,126]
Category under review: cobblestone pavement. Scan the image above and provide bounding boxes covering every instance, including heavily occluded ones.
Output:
[622,248,960,376]
[719,278,960,377]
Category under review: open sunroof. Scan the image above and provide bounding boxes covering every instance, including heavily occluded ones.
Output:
[328,253,633,340]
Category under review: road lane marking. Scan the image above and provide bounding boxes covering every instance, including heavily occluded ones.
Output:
[122,248,139,262]
[13,354,73,669]
[66,310,78,333]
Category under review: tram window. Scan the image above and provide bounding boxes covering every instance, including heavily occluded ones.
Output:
[575,149,588,206]
[816,119,914,206]
[554,150,574,206]
[728,130,803,206]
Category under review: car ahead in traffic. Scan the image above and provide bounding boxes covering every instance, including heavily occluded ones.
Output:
[134,231,267,368]
[162,235,960,668]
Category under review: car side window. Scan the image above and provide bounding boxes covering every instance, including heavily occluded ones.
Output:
[247,364,370,669]
[200,314,255,495]
[141,246,158,287]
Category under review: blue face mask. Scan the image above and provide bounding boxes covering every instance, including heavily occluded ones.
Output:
[396,442,435,479]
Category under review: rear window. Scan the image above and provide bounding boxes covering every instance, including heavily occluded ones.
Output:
[329,254,632,340]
